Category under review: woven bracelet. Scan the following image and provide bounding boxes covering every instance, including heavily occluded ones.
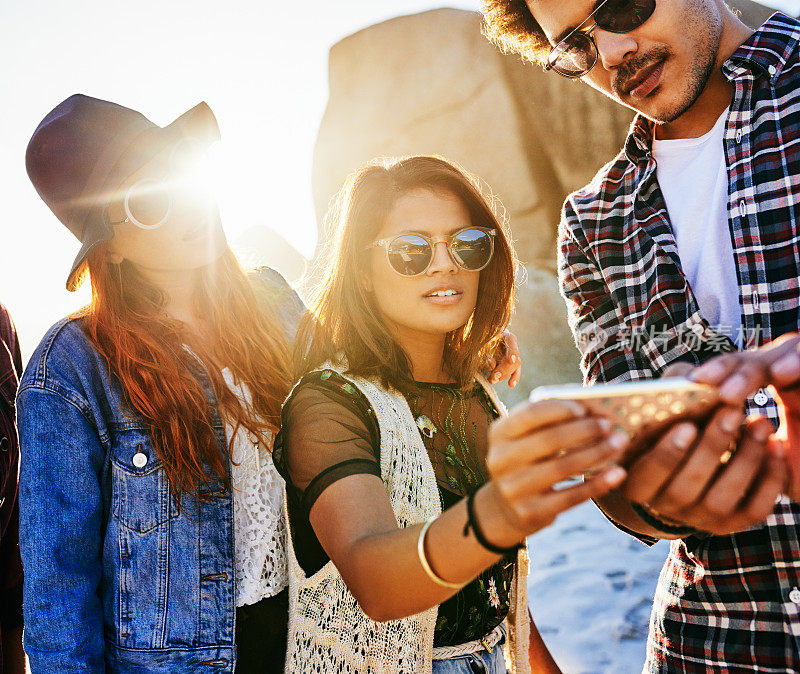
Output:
[630,501,703,537]
[464,490,524,556]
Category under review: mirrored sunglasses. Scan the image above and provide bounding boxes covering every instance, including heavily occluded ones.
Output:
[367,227,497,277]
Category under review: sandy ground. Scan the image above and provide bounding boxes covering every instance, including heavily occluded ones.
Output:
[527,501,671,674]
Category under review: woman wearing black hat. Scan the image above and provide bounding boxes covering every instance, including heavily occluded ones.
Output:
[17,94,303,674]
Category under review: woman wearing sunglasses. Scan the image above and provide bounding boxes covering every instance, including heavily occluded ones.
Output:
[274,155,630,673]
[18,95,304,673]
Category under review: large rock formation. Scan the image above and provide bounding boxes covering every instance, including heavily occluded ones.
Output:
[312,2,782,401]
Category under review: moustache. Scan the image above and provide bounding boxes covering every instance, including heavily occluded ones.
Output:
[613,46,672,97]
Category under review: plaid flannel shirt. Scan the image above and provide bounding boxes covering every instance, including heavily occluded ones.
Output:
[558,14,800,673]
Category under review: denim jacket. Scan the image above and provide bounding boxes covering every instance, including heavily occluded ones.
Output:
[17,268,303,674]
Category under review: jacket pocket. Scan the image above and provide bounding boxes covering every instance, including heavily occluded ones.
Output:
[111,428,178,533]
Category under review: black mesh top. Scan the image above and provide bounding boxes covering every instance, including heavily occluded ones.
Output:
[273,369,515,647]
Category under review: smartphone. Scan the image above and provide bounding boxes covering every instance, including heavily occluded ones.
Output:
[530,377,720,453]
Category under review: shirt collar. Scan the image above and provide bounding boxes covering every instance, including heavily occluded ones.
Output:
[723,12,800,84]
[624,115,655,164]
[623,12,799,165]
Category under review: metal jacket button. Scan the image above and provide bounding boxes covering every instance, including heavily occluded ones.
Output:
[133,452,148,468]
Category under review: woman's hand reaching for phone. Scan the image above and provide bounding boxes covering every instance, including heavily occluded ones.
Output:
[479,399,629,547]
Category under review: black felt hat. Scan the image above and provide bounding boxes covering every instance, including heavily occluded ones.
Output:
[26,94,220,290]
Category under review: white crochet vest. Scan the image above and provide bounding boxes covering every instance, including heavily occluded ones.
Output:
[284,364,530,674]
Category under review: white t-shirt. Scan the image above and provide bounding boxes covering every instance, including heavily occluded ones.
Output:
[652,108,743,346]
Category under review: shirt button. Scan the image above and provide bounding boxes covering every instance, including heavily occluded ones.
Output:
[752,291,760,309]
[790,587,800,604]
[754,389,769,407]
[735,128,743,143]
[739,199,747,219]
[133,452,148,468]
[768,65,777,77]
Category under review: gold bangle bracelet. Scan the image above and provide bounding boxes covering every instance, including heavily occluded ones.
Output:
[416,517,466,590]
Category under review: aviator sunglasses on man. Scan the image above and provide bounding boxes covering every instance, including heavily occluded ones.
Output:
[106,137,212,230]
[546,0,657,78]
[367,227,496,277]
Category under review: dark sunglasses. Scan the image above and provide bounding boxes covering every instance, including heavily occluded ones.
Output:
[546,0,656,78]
[367,227,496,277]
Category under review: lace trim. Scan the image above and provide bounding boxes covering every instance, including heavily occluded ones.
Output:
[222,369,288,607]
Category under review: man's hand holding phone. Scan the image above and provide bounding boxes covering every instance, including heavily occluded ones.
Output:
[530,372,787,538]
[689,332,800,500]
[618,406,783,536]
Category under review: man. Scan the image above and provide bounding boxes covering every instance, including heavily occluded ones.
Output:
[483,0,800,671]
[0,303,24,674]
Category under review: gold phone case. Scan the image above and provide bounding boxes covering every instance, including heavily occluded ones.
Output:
[530,377,719,442]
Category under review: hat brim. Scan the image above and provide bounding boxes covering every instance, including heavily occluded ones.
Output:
[65,102,221,291]
[66,225,114,291]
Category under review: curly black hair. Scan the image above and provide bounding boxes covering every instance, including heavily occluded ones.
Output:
[482,0,551,66]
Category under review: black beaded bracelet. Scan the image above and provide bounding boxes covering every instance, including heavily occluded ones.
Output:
[463,490,525,556]
[630,501,703,537]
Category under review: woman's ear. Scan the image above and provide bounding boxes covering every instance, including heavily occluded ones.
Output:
[106,249,124,265]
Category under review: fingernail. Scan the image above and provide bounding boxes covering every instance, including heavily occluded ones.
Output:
[694,360,727,381]
[511,354,517,363]
[752,423,771,442]
[604,466,626,485]
[719,374,749,400]
[720,409,743,433]
[609,431,630,450]
[599,418,612,433]
[564,400,586,416]
[771,353,800,379]
[674,424,696,449]
[510,380,517,389]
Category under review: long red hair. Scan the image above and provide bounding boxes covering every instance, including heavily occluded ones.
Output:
[79,248,293,500]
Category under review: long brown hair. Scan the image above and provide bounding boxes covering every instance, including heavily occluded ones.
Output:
[80,248,293,500]
[298,155,517,391]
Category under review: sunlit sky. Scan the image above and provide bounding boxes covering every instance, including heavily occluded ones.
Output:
[1,0,793,361]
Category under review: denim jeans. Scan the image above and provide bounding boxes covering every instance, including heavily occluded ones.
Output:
[432,636,507,674]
